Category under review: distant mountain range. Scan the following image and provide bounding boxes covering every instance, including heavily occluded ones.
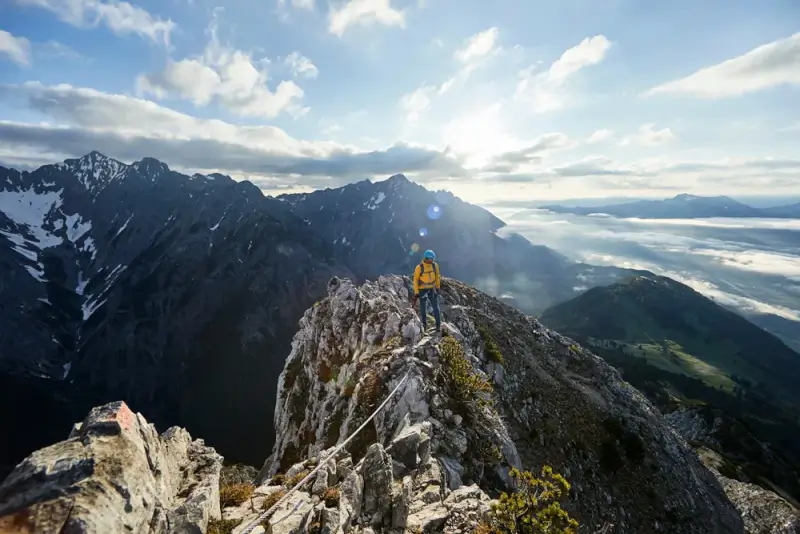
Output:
[541,194,800,219]
[0,151,640,478]
[540,275,800,502]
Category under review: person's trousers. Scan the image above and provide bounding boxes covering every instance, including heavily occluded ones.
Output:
[418,288,441,329]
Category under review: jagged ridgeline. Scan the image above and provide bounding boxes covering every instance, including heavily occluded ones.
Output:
[3,275,800,533]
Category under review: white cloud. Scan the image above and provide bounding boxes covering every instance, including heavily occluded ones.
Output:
[0,82,467,187]
[515,35,611,113]
[644,32,800,98]
[328,0,405,37]
[586,129,614,144]
[399,86,434,122]
[619,124,675,147]
[0,30,31,66]
[16,0,175,46]
[278,0,315,10]
[284,52,319,79]
[454,27,499,64]
[137,20,305,119]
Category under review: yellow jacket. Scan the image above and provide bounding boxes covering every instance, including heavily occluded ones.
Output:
[413,261,440,295]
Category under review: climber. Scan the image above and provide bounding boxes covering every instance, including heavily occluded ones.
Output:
[412,249,441,332]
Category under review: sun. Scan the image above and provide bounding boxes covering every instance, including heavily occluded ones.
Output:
[440,103,519,169]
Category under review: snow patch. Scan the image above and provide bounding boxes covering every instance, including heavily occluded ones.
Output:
[210,216,224,231]
[82,298,107,321]
[62,362,71,380]
[365,191,386,210]
[0,188,64,248]
[65,213,92,242]
[115,214,133,237]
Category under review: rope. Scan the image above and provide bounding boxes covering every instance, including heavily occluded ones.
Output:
[238,369,411,534]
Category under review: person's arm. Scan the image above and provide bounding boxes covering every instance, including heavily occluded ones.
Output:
[413,265,420,295]
[435,263,441,290]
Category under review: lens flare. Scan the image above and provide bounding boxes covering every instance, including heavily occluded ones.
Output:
[427,204,442,220]
[410,243,420,253]
[419,227,428,237]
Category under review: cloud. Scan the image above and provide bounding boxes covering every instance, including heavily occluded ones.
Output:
[515,35,611,113]
[137,19,305,119]
[0,29,31,66]
[483,133,572,172]
[619,124,675,146]
[644,32,800,98]
[15,0,175,46]
[399,86,434,122]
[454,27,499,64]
[586,129,614,144]
[278,0,315,10]
[284,52,319,79]
[0,82,467,187]
[328,0,405,37]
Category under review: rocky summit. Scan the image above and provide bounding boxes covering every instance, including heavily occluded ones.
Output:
[251,274,744,533]
[1,275,798,533]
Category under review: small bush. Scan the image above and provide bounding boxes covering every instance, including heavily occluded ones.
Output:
[322,487,341,507]
[478,327,504,364]
[207,517,242,534]
[439,336,493,409]
[262,489,287,511]
[219,482,255,507]
[269,473,285,486]
[481,466,579,534]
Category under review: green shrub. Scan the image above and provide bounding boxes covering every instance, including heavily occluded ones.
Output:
[269,473,285,486]
[478,327,504,364]
[480,466,579,534]
[438,336,493,409]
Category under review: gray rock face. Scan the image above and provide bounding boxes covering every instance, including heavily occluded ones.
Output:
[261,274,745,533]
[0,152,351,477]
[712,469,800,534]
[0,401,222,533]
[221,422,493,534]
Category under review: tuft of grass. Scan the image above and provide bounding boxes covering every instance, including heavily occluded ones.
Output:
[207,518,242,534]
[285,470,310,489]
[269,473,285,486]
[219,482,255,508]
[262,489,287,511]
[322,487,341,507]
[358,370,382,411]
[478,326,505,364]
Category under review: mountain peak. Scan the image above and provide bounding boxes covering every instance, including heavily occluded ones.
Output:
[386,173,410,183]
[62,151,126,192]
[132,157,170,177]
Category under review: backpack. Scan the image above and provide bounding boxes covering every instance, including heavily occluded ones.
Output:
[418,261,439,285]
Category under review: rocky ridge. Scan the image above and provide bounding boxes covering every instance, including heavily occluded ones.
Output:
[250,274,745,533]
[2,275,799,533]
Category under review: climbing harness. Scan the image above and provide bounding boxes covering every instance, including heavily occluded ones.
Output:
[238,370,412,534]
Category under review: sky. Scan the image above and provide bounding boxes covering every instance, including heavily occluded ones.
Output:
[0,0,799,203]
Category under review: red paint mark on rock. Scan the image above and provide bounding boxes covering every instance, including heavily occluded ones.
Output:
[115,402,134,432]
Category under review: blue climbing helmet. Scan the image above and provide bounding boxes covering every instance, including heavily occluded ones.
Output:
[423,249,436,261]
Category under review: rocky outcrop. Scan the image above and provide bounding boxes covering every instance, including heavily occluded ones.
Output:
[259,274,745,533]
[712,469,800,534]
[222,421,493,534]
[0,401,222,533]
